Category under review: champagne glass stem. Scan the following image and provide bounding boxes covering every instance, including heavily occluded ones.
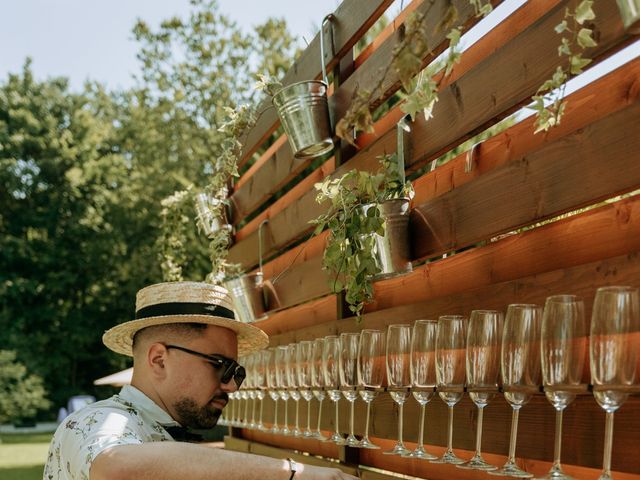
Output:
[284,399,289,430]
[364,400,372,438]
[552,408,563,470]
[259,397,264,429]
[307,400,312,433]
[316,399,324,434]
[244,398,249,425]
[602,411,615,477]
[447,405,454,452]
[295,400,300,432]
[334,400,340,436]
[398,402,405,444]
[507,407,520,463]
[474,406,484,457]
[274,399,279,429]
[251,398,257,426]
[417,403,426,449]
[349,399,355,438]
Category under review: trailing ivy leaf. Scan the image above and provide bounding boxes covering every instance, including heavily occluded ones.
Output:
[577,28,597,48]
[555,20,568,33]
[575,0,596,24]
[570,54,591,74]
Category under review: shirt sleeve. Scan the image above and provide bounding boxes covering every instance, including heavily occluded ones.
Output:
[57,407,145,480]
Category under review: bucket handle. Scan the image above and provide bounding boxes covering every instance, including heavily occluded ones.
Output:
[257,218,269,275]
[320,14,335,85]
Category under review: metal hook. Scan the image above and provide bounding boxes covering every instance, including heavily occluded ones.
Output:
[465,142,481,173]
[320,14,335,85]
[396,114,411,185]
[257,219,269,276]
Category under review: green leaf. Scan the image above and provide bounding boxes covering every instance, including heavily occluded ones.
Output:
[577,28,597,48]
[575,0,596,24]
[554,20,568,33]
[570,54,592,75]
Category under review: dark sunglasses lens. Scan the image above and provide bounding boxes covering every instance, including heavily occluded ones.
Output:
[233,366,246,387]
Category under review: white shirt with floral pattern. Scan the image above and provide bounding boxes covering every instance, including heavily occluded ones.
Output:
[43,385,179,480]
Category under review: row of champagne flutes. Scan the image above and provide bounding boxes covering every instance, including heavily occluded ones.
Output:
[220,286,639,480]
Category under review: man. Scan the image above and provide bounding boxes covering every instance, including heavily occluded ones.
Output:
[44,281,357,480]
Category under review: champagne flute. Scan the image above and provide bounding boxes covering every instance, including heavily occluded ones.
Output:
[296,340,315,438]
[339,332,361,447]
[247,353,258,429]
[459,310,502,470]
[357,329,385,449]
[406,319,438,460]
[432,315,467,465]
[256,349,270,431]
[287,343,303,437]
[590,286,639,480]
[311,338,328,440]
[536,295,586,480]
[240,355,251,427]
[266,347,281,434]
[384,324,412,456]
[323,335,346,445]
[275,345,291,436]
[490,304,542,478]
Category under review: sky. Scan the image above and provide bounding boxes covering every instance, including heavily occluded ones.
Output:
[0,0,343,91]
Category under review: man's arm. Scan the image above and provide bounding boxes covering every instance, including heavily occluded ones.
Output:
[91,442,357,480]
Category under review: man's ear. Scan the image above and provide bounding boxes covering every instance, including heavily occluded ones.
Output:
[147,343,168,379]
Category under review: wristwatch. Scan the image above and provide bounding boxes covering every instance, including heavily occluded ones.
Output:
[287,458,299,480]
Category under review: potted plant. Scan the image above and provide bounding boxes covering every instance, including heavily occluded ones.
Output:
[311,153,414,318]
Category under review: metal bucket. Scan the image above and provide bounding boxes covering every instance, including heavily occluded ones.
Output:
[224,272,266,323]
[272,80,333,159]
[194,192,232,239]
[616,0,640,32]
[366,198,412,279]
[271,14,335,160]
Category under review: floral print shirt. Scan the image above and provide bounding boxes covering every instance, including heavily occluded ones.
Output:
[43,385,179,480]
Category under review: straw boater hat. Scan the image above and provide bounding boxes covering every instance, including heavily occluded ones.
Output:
[102,281,269,356]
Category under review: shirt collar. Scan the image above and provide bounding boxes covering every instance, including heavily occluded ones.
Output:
[118,384,179,427]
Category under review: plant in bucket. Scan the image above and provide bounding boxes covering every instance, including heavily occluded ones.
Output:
[311,126,414,319]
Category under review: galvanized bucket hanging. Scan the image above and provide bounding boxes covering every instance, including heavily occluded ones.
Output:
[272,14,335,160]
[373,197,412,278]
[224,220,277,323]
[194,192,232,239]
[615,0,640,32]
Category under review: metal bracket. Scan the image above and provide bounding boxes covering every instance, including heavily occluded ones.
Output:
[320,14,336,85]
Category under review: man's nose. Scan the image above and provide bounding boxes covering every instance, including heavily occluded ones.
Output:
[220,378,238,393]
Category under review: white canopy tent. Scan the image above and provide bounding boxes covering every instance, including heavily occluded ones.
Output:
[93,367,133,387]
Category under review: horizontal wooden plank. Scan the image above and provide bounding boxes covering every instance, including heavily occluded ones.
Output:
[228,0,631,270]
[258,294,337,340]
[235,159,335,242]
[239,0,394,165]
[410,100,640,258]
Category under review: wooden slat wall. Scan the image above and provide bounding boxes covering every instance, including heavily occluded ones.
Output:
[224,0,640,478]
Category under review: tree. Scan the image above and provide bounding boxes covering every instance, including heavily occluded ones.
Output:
[0,350,51,424]
[0,1,298,414]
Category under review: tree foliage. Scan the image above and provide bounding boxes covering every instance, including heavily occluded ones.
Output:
[0,0,297,416]
[0,350,51,423]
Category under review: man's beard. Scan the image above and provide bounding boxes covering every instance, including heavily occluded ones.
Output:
[173,395,225,429]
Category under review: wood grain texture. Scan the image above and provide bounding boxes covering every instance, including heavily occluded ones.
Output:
[410,101,640,259]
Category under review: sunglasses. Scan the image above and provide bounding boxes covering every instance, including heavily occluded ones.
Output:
[165,344,246,388]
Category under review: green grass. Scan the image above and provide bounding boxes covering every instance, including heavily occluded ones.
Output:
[0,432,52,480]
